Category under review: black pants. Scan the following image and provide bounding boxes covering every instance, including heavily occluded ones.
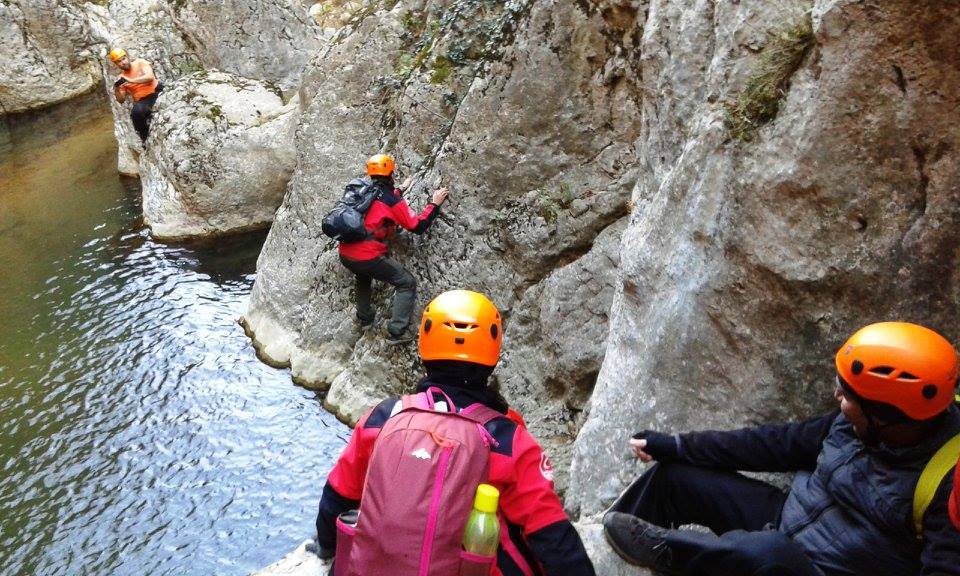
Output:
[611,463,823,576]
[130,83,162,142]
[339,256,416,336]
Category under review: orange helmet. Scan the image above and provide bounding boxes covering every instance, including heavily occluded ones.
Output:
[835,322,958,421]
[109,48,127,62]
[366,154,395,177]
[419,290,502,367]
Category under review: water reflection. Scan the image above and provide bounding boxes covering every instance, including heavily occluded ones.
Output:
[0,94,347,575]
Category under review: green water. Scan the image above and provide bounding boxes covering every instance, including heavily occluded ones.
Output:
[0,94,347,575]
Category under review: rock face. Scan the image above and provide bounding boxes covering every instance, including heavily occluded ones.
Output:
[0,0,102,114]
[242,0,642,494]
[140,71,297,240]
[87,0,205,175]
[168,0,322,93]
[568,0,960,516]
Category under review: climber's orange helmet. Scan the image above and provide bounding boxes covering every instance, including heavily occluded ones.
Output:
[835,322,958,421]
[419,290,502,367]
[366,153,395,177]
[109,48,127,63]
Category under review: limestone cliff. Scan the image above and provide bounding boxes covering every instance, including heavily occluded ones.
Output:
[569,0,960,517]
[0,0,102,114]
[242,0,642,497]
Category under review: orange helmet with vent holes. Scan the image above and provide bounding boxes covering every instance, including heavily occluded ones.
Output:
[366,154,395,177]
[419,290,502,367]
[835,322,958,421]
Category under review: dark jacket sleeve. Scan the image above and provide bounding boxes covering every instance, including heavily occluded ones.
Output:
[640,410,838,472]
[919,474,960,576]
[315,481,360,553]
[526,520,596,576]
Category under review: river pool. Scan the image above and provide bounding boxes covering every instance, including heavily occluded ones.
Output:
[0,93,346,576]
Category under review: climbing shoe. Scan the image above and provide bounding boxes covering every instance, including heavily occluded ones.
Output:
[358,315,375,331]
[603,511,680,575]
[385,329,416,345]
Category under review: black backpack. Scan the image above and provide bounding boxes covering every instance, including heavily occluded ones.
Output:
[321,177,380,242]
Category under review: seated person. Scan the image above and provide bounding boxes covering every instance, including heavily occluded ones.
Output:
[604,321,960,576]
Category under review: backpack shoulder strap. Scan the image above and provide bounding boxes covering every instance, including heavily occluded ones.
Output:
[913,430,960,536]
[458,402,506,426]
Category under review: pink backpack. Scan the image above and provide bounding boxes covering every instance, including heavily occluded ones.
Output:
[335,387,503,576]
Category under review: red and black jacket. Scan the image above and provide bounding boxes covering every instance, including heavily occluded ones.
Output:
[315,380,595,576]
[337,179,440,261]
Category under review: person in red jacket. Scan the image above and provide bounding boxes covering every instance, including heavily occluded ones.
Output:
[312,290,596,576]
[338,154,449,344]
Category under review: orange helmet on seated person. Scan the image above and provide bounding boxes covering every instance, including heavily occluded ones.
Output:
[835,321,958,421]
[419,290,502,367]
[109,48,127,62]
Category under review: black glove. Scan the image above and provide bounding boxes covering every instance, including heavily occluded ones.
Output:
[113,77,126,88]
[631,430,681,461]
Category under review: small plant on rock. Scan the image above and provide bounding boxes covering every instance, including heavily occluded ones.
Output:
[724,13,814,142]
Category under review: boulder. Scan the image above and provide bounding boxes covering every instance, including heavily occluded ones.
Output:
[0,0,101,115]
[252,539,330,576]
[568,0,960,516]
[140,70,297,240]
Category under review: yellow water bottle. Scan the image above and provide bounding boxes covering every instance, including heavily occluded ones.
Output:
[460,484,500,576]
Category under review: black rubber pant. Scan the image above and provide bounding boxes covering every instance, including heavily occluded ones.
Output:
[339,255,416,336]
[610,462,824,576]
[130,84,161,142]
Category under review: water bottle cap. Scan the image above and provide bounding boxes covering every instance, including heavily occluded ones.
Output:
[474,483,500,513]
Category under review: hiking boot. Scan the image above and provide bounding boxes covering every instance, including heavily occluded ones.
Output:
[385,328,416,345]
[603,512,680,575]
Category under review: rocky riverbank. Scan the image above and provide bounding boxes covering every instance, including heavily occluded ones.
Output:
[4,0,958,573]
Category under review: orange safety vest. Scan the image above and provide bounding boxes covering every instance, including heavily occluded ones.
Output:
[120,59,158,101]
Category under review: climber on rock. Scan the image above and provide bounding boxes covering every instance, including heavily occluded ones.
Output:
[311,290,596,576]
[109,48,162,143]
[603,321,960,576]
[336,153,448,344]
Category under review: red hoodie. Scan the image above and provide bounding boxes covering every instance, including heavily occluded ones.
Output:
[338,181,439,261]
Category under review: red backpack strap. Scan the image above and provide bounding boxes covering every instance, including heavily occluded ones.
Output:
[399,394,421,410]
[459,402,506,425]
[422,386,458,411]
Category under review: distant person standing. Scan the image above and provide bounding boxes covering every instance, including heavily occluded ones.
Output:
[109,48,161,143]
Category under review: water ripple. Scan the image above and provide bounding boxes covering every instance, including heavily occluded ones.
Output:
[1,103,347,576]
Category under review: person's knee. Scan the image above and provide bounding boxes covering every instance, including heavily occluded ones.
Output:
[396,271,416,291]
[726,531,813,575]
